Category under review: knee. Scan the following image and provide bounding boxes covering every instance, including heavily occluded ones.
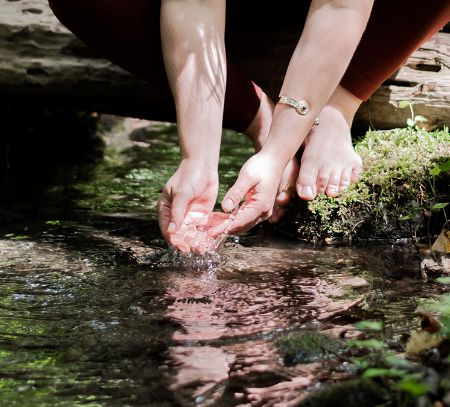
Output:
[48,0,74,22]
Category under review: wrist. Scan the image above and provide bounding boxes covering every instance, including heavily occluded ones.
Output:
[179,155,219,173]
[260,103,317,162]
[254,150,286,177]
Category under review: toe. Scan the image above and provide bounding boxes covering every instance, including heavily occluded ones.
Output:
[325,170,341,197]
[269,207,285,224]
[316,167,331,195]
[296,160,318,200]
[272,159,298,223]
[351,162,363,182]
[339,168,352,191]
[275,159,299,207]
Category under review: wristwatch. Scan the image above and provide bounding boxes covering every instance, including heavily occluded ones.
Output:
[278,95,310,115]
[278,95,319,126]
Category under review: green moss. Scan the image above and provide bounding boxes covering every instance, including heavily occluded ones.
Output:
[275,330,342,365]
[298,379,387,407]
[290,127,450,242]
[71,123,253,215]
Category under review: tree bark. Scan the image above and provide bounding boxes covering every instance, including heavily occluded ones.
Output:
[1,0,450,130]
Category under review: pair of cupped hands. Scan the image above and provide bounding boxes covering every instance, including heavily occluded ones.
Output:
[158,151,291,253]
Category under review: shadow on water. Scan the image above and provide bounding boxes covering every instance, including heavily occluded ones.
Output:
[0,117,444,405]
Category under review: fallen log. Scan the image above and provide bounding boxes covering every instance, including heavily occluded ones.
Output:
[1,0,450,130]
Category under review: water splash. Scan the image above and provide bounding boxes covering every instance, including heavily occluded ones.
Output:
[150,235,238,271]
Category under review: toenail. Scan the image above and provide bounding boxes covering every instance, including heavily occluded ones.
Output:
[277,192,289,203]
[301,186,314,197]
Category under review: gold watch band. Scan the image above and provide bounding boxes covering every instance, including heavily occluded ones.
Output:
[278,95,310,115]
[278,95,319,126]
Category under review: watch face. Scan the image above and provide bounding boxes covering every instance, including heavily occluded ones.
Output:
[279,96,310,116]
[296,102,309,115]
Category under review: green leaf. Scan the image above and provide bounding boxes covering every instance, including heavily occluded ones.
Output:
[45,220,61,226]
[363,368,404,379]
[396,378,430,397]
[354,320,383,331]
[432,202,449,210]
[384,355,412,368]
[349,339,384,350]
[399,215,412,221]
[438,159,450,172]
[406,118,415,127]
[429,166,441,176]
[9,235,31,240]
[414,115,428,122]
[398,100,410,109]
[436,277,450,284]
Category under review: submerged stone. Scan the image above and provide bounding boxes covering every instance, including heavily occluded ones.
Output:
[298,379,387,407]
[275,330,342,365]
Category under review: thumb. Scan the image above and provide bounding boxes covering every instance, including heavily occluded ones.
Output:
[222,173,254,212]
[169,192,190,233]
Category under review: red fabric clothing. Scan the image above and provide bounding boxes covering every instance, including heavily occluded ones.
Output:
[49,0,450,131]
[341,0,450,100]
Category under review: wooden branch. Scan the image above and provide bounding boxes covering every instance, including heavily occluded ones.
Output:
[1,0,450,130]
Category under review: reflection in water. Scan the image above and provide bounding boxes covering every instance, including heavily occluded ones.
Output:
[163,243,369,405]
[0,121,441,406]
[0,225,434,406]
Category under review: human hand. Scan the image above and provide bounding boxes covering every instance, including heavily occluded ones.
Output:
[217,153,284,234]
[157,160,219,251]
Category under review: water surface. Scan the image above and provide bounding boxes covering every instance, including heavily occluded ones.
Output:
[0,120,441,406]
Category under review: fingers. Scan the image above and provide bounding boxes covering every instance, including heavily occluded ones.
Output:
[157,185,191,243]
[169,190,190,232]
[157,190,172,242]
[227,203,272,235]
[222,174,254,212]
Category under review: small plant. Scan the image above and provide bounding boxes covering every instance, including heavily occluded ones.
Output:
[398,100,429,129]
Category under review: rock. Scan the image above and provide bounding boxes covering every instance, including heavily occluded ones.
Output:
[1,0,450,129]
[420,252,450,278]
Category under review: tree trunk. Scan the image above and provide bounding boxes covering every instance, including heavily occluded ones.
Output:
[1,0,449,130]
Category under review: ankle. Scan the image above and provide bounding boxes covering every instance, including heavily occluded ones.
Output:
[327,85,363,127]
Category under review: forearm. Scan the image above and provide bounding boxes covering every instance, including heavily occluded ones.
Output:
[160,0,226,168]
[261,0,373,165]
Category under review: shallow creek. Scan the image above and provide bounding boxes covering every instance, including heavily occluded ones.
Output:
[0,121,444,406]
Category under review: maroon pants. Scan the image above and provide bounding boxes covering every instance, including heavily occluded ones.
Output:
[48,0,450,132]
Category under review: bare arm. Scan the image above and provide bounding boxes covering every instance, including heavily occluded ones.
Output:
[222,0,374,232]
[159,0,226,238]
[161,0,226,167]
[261,0,374,164]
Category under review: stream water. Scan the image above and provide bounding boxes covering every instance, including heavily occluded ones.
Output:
[0,120,444,406]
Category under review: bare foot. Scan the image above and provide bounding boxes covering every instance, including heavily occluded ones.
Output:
[297,86,363,200]
[244,92,299,223]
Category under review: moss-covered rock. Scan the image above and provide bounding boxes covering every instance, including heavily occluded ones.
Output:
[298,379,388,407]
[275,330,342,365]
[284,128,450,242]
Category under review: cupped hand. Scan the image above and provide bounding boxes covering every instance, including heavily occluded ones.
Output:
[218,152,284,234]
[157,160,219,250]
